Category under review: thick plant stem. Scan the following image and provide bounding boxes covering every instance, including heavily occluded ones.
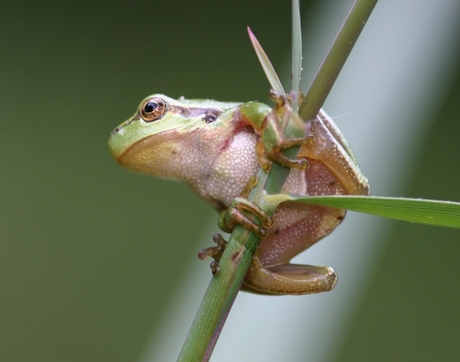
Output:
[177,0,378,361]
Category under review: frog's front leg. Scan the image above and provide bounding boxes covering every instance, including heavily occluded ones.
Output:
[239,101,309,171]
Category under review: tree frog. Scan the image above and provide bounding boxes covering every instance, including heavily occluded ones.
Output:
[108,94,370,295]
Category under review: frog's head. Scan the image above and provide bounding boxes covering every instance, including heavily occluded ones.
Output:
[110,94,174,159]
[108,94,195,177]
[108,94,237,178]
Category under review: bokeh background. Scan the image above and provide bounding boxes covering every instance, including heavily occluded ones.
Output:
[1,1,459,361]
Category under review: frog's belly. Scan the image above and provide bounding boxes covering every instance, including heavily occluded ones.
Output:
[191,128,260,210]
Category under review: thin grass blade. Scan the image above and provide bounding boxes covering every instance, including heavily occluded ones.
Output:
[247,27,285,97]
[291,0,302,107]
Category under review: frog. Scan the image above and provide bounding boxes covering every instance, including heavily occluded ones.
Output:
[108,93,370,295]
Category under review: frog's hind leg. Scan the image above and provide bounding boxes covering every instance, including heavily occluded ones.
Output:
[242,200,343,295]
[301,113,370,196]
[242,252,337,295]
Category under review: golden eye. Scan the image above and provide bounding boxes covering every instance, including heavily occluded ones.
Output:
[140,97,167,122]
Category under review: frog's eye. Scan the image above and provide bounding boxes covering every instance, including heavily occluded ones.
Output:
[140,97,167,122]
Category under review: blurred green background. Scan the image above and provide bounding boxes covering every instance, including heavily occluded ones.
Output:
[1,1,459,361]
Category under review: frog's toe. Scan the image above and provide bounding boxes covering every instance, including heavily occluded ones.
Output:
[198,234,228,275]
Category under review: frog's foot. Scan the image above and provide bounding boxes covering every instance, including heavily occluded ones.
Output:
[243,251,337,295]
[198,234,228,275]
[219,197,274,238]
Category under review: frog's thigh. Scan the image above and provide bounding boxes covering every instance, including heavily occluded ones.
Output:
[302,119,369,196]
[242,251,337,295]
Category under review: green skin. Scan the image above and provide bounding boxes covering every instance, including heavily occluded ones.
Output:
[109,94,370,295]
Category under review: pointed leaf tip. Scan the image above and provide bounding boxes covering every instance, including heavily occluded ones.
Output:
[247,27,285,97]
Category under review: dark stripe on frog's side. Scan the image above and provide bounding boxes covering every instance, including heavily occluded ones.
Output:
[168,105,225,121]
